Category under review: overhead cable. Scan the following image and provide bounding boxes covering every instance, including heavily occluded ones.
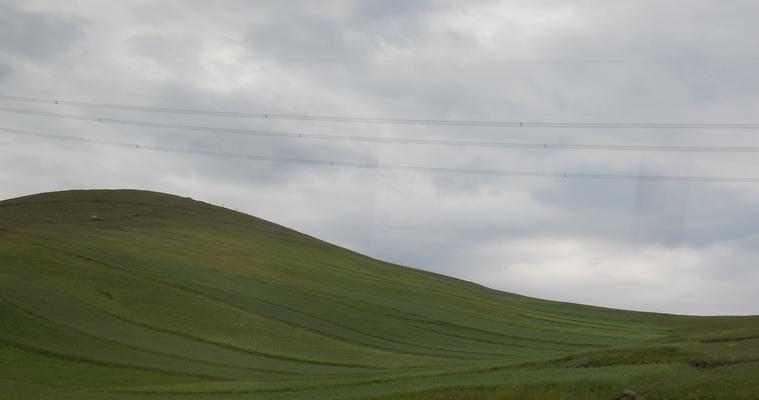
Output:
[3,94,759,129]
[2,126,757,184]
[2,106,758,152]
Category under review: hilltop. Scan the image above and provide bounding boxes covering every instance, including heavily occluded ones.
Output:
[1,189,758,399]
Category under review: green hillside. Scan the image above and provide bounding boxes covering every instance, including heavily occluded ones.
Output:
[1,189,758,399]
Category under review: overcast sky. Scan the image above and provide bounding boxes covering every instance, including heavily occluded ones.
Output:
[2,0,759,315]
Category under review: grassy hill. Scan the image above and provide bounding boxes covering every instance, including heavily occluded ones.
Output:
[1,189,758,399]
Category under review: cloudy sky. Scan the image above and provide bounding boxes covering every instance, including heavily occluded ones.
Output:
[2,0,759,315]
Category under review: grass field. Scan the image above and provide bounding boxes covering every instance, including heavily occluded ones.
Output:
[1,189,758,399]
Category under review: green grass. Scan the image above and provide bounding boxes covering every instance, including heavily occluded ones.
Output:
[1,189,757,399]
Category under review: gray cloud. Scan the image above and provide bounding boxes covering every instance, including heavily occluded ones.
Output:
[243,1,432,62]
[0,62,11,81]
[0,2,83,61]
[1,0,759,314]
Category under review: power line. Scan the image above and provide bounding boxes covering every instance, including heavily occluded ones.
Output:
[2,126,758,184]
[2,106,759,153]
[277,56,759,64]
[3,94,759,129]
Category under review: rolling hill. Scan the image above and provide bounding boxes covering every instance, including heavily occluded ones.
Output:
[1,189,758,399]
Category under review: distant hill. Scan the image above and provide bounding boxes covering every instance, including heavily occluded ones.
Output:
[1,189,758,399]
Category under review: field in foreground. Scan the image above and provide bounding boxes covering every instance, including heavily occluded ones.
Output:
[1,189,758,399]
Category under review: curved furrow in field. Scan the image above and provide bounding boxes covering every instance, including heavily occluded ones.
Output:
[0,288,387,374]
[0,299,297,380]
[254,280,625,350]
[250,260,654,342]
[327,262,652,336]
[26,243,482,363]
[258,279,627,349]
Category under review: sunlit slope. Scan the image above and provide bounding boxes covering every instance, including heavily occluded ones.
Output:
[1,189,758,399]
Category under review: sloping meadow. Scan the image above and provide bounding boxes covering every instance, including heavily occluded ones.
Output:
[1,190,758,399]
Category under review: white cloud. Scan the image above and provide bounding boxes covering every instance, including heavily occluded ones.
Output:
[466,237,759,315]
